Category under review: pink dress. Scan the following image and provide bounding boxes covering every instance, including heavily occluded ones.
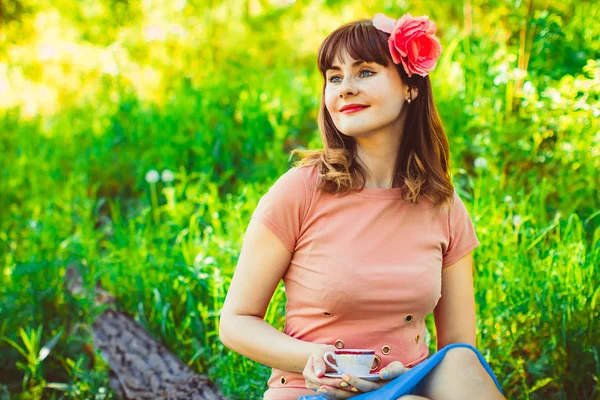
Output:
[249,164,481,400]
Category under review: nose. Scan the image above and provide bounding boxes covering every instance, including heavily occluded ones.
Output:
[338,77,357,98]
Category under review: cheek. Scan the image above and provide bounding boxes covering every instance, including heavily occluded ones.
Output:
[324,92,337,114]
[380,89,404,112]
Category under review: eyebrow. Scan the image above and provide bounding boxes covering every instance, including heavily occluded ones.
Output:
[327,60,369,72]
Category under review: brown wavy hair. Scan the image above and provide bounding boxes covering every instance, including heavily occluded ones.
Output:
[290,18,454,211]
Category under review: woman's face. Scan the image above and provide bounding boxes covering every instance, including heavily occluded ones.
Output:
[324,50,410,138]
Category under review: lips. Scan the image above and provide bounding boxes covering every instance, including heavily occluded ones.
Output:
[340,105,369,113]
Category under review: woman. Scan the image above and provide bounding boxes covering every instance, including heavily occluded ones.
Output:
[219,12,506,400]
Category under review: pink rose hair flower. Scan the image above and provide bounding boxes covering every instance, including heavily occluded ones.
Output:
[373,12,442,77]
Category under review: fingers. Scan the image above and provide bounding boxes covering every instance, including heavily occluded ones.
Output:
[339,374,380,394]
[313,353,326,378]
[379,361,407,380]
[316,385,359,399]
[303,356,320,390]
[323,362,408,397]
[304,356,336,384]
[303,356,348,393]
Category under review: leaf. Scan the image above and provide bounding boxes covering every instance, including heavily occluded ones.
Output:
[0,336,29,359]
[527,377,554,394]
[187,347,205,366]
[18,327,33,353]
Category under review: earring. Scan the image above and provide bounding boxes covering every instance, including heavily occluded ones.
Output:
[406,97,412,104]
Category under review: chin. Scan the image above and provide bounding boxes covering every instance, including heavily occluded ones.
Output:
[338,125,373,137]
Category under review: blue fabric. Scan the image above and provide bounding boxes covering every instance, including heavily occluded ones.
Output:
[298,343,504,399]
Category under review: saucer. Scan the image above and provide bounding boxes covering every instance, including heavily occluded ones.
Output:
[323,372,381,381]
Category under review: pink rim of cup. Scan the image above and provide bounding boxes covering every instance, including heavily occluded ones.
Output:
[332,349,375,355]
[323,349,377,377]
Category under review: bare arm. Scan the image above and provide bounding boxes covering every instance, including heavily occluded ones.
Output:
[433,251,477,350]
[219,218,322,373]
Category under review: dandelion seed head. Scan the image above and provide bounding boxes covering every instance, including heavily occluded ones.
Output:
[145,170,159,184]
[28,219,41,230]
[513,215,522,226]
[161,169,175,183]
[560,142,574,153]
[474,157,488,169]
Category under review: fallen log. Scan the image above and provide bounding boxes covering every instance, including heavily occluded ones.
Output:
[65,262,227,400]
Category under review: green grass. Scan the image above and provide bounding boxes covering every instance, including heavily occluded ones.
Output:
[1,1,599,399]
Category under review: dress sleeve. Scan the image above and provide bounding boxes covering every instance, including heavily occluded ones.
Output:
[442,190,481,268]
[250,167,308,253]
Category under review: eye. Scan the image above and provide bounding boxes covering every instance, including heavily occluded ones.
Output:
[327,69,375,83]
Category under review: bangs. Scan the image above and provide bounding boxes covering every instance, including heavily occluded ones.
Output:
[317,19,392,78]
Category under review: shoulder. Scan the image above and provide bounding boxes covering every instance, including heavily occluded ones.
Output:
[270,164,313,190]
[449,188,470,213]
[438,187,465,215]
[446,187,477,229]
[451,188,464,203]
[272,164,319,194]
[261,164,319,206]
[292,163,319,190]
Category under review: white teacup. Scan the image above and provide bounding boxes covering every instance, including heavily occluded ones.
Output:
[323,349,375,376]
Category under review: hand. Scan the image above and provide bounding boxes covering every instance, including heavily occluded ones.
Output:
[303,344,356,397]
[314,361,409,399]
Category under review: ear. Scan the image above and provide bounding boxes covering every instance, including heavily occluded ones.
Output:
[409,86,419,101]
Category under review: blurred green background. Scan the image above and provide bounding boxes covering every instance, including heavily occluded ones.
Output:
[1,0,599,399]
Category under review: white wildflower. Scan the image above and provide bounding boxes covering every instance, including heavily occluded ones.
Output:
[560,142,573,153]
[474,157,488,169]
[511,67,527,80]
[28,219,41,230]
[493,74,507,86]
[543,88,562,104]
[161,169,175,183]
[145,169,160,184]
[203,256,216,265]
[512,214,522,226]
[194,252,204,268]
[522,81,534,94]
